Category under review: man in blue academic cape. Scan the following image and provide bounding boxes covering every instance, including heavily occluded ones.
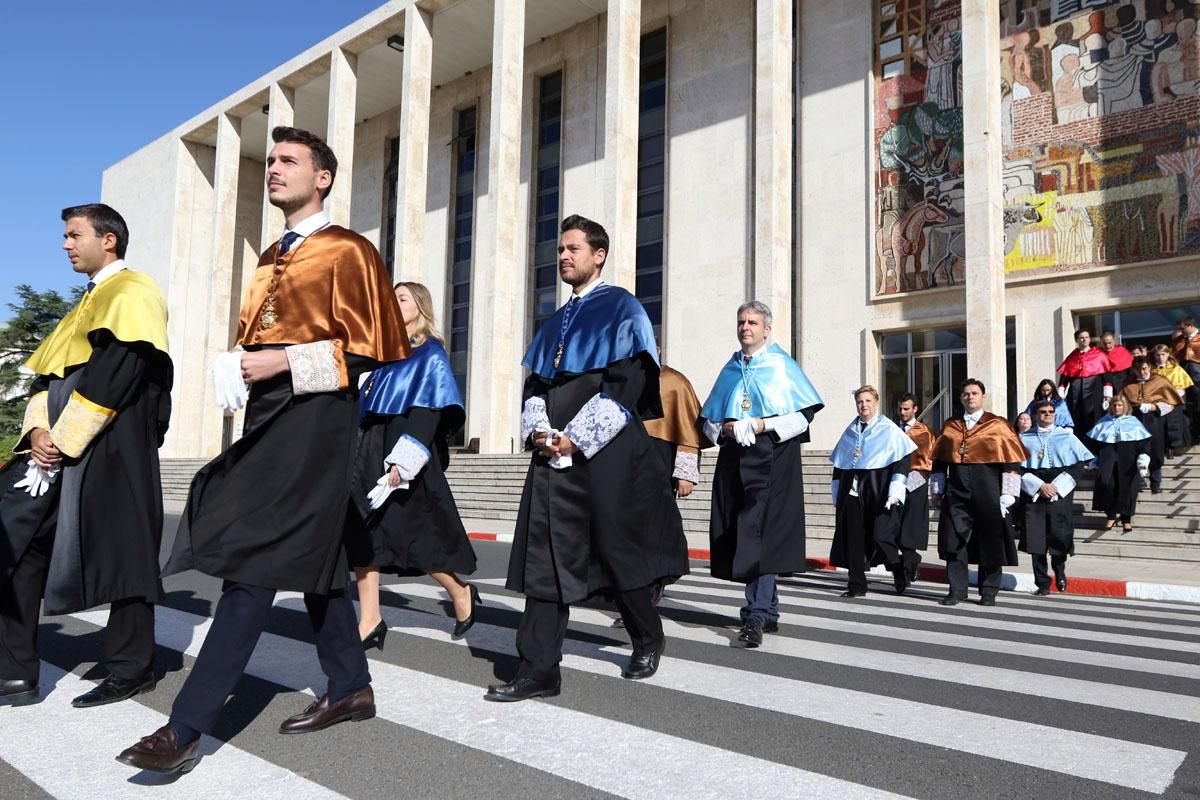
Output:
[485,215,687,702]
[700,301,823,649]
[1017,401,1093,595]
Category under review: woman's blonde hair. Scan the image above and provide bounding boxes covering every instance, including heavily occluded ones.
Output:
[1110,394,1131,416]
[1150,343,1179,368]
[395,281,443,347]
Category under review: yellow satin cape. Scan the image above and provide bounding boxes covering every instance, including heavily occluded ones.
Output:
[24,270,169,378]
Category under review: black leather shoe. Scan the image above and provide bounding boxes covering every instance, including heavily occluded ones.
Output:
[891,565,908,594]
[116,725,200,774]
[361,621,387,652]
[484,677,561,702]
[978,596,997,606]
[72,673,155,708]
[1035,586,1051,596]
[841,589,866,598]
[0,678,39,706]
[279,686,375,734]
[761,620,779,634]
[731,619,763,648]
[452,584,482,639]
[1055,574,1068,593]
[939,594,963,606]
[622,640,665,680]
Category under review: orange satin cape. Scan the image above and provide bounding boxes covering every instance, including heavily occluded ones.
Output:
[1173,332,1200,364]
[932,412,1029,464]
[905,419,937,472]
[644,364,707,453]
[1121,375,1181,406]
[237,226,410,366]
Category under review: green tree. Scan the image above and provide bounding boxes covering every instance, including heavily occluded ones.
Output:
[0,284,84,452]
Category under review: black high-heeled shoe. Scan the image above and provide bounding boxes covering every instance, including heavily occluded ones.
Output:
[361,621,387,652]
[452,584,482,639]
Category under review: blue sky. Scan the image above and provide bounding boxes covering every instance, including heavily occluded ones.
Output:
[0,0,384,314]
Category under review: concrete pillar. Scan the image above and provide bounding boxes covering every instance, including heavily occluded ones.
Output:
[260,82,295,250]
[325,47,358,226]
[603,0,640,291]
[466,0,526,453]
[393,8,436,300]
[961,0,1007,413]
[196,112,242,456]
[754,0,793,351]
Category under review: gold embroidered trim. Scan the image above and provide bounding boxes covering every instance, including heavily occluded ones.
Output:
[15,391,50,453]
[49,390,117,458]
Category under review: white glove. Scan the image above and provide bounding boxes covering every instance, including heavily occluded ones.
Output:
[1136,453,1150,469]
[733,417,758,447]
[212,349,248,412]
[702,419,723,446]
[830,479,840,505]
[366,472,409,510]
[884,479,906,510]
[14,459,60,498]
[546,429,573,470]
[1156,402,1173,416]
[1102,399,1110,411]
[1057,385,1068,399]
[999,493,1016,518]
[1140,403,1154,414]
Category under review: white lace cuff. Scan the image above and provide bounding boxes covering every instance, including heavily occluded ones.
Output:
[673,450,700,483]
[1156,402,1174,416]
[286,340,344,394]
[521,395,551,444]
[563,393,632,459]
[1001,471,1022,497]
[762,411,809,442]
[905,470,927,492]
[702,419,723,446]
[385,434,430,481]
[1021,472,1044,498]
[1051,472,1076,497]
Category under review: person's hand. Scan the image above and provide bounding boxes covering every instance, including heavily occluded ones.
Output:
[387,464,402,488]
[676,479,694,498]
[533,431,554,457]
[1038,483,1059,499]
[1140,403,1154,414]
[721,421,736,437]
[29,428,61,470]
[241,350,290,384]
[551,432,578,457]
[1057,385,1068,399]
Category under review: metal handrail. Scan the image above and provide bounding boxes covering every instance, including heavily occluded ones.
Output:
[916,388,948,424]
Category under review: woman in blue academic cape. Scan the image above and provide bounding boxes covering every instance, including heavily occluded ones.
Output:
[1024,378,1074,429]
[349,282,478,649]
[1087,394,1152,533]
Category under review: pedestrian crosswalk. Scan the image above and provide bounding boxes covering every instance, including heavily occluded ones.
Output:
[4,557,1200,799]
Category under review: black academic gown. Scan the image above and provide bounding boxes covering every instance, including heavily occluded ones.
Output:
[348,405,475,576]
[648,438,688,552]
[506,355,687,604]
[1018,463,1085,558]
[709,409,818,582]
[1064,375,1107,437]
[1092,440,1150,519]
[898,483,931,551]
[0,333,171,615]
[166,350,375,594]
[1132,407,1170,471]
[829,457,910,570]
[936,462,1020,570]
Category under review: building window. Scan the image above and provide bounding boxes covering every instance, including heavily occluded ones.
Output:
[530,71,563,336]
[1075,304,1200,352]
[448,106,477,399]
[879,321,1017,431]
[383,136,400,274]
[637,28,668,338]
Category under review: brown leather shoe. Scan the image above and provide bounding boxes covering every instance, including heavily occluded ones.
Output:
[278,686,375,734]
[115,725,200,774]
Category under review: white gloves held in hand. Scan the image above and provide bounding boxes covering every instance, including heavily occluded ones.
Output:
[999,494,1016,518]
[1057,385,1068,399]
[732,417,759,447]
[367,472,410,510]
[213,349,249,413]
[15,459,60,497]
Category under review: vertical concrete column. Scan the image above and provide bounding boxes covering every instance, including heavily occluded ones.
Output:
[754,0,794,351]
[325,47,358,227]
[467,0,526,452]
[260,83,295,250]
[961,0,1007,413]
[199,112,242,456]
[603,0,641,291]
[393,8,436,297]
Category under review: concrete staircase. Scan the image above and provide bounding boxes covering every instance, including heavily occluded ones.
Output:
[159,450,1199,564]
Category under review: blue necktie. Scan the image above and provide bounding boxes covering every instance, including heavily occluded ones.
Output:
[85,281,96,294]
[279,231,300,254]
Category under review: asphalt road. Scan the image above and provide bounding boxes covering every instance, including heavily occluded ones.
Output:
[3,516,1200,799]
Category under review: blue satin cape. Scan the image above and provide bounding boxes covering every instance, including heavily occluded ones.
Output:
[1024,398,1074,428]
[522,283,658,379]
[700,344,823,421]
[829,414,917,470]
[1087,415,1152,444]
[360,338,464,419]
[1019,427,1093,468]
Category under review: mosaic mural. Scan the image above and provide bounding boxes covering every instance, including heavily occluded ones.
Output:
[874,0,1200,295]
[1001,0,1200,276]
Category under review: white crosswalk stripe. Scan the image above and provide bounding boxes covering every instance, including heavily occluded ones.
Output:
[1,565,1196,799]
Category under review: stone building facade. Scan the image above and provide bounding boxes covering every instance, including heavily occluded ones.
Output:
[102,0,1200,457]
